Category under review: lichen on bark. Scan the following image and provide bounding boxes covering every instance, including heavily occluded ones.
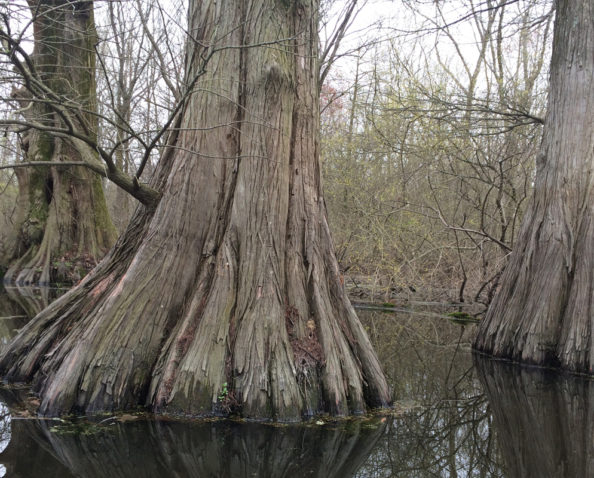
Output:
[2,0,116,285]
[0,0,391,421]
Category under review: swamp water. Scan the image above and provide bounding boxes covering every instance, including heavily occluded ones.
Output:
[0,286,592,477]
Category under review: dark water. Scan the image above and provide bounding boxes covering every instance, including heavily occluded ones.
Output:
[0,287,593,477]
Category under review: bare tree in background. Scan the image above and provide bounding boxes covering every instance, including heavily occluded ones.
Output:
[95,0,185,231]
[0,0,391,420]
[0,0,116,284]
[321,0,551,305]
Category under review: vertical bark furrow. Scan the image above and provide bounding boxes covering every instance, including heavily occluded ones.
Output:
[0,0,391,420]
[474,0,594,374]
[3,1,116,285]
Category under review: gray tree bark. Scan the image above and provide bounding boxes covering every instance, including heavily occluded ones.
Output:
[0,0,391,420]
[474,0,594,373]
[2,0,116,285]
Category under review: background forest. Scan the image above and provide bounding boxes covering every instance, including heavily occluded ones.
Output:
[0,0,552,308]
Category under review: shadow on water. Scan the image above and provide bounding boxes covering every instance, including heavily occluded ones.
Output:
[0,416,385,478]
[474,355,594,478]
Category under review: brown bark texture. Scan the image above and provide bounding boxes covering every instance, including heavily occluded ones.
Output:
[0,0,391,420]
[473,0,594,373]
[2,0,116,286]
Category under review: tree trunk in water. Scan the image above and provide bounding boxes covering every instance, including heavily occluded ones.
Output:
[0,0,391,420]
[3,0,116,286]
[474,0,594,373]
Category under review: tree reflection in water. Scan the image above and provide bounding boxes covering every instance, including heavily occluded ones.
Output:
[475,356,594,478]
[2,297,587,476]
[0,286,62,347]
[0,417,384,478]
[0,404,9,478]
[1,285,66,319]
[358,310,504,477]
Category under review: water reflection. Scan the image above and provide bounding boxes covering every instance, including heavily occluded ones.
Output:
[475,355,594,478]
[0,302,505,477]
[0,417,384,478]
[0,285,68,345]
[0,287,31,346]
[353,396,503,477]
[1,296,592,477]
[360,310,503,477]
[365,309,477,404]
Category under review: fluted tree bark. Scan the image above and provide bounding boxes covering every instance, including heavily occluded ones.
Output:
[2,0,116,285]
[0,0,391,420]
[474,0,594,373]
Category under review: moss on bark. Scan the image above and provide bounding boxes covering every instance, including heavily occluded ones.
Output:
[2,1,116,285]
[0,0,390,420]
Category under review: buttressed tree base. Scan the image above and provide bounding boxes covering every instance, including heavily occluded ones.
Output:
[0,0,391,420]
[474,0,594,374]
[2,0,116,285]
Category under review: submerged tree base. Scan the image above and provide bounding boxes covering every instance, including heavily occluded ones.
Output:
[0,0,391,421]
[0,205,392,419]
[473,0,594,375]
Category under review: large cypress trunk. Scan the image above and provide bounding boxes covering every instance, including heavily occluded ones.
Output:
[473,0,594,373]
[0,0,391,420]
[3,0,116,285]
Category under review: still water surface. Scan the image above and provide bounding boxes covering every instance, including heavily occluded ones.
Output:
[0,286,592,477]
